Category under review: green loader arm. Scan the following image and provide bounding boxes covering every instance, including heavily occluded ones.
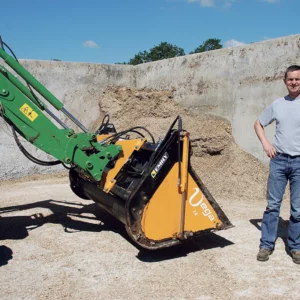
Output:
[0,48,121,181]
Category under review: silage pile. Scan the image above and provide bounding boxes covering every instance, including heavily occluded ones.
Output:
[94,86,269,202]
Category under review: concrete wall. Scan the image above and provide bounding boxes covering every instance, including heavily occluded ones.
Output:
[0,61,135,180]
[135,34,300,164]
[1,34,300,180]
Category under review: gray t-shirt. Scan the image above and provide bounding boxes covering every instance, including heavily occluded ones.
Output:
[259,95,300,156]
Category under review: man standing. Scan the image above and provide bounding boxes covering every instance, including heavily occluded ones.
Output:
[254,65,300,264]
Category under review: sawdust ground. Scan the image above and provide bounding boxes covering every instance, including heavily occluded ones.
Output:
[0,178,298,300]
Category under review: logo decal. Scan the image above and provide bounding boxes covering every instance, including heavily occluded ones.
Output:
[188,188,215,221]
[151,152,169,178]
[189,188,203,207]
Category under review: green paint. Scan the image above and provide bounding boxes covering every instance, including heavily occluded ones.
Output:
[0,48,121,181]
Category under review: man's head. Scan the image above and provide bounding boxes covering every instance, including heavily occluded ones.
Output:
[284,65,300,98]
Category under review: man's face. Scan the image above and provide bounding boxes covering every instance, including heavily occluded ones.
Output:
[284,70,300,98]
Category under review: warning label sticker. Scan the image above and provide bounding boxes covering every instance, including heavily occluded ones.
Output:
[20,103,38,122]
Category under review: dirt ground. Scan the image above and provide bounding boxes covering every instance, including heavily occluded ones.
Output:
[1,87,299,299]
[1,177,299,300]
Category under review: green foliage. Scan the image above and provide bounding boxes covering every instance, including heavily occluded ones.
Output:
[128,42,185,65]
[147,42,185,62]
[190,38,222,54]
[128,51,148,65]
[51,58,61,61]
[119,39,223,65]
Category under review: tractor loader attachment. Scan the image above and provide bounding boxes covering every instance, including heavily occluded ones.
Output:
[0,37,232,250]
[70,116,233,250]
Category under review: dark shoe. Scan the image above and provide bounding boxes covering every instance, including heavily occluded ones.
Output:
[290,251,300,264]
[257,248,273,261]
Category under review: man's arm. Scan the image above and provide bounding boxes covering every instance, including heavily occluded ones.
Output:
[254,120,277,158]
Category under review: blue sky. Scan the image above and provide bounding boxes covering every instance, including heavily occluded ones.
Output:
[1,0,299,64]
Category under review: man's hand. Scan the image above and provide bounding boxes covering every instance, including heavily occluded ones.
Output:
[262,141,277,158]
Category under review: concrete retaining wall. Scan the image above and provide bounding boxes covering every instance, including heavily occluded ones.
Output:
[0,61,135,180]
[135,35,300,164]
[1,34,300,180]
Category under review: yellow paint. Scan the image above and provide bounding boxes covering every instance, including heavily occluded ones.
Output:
[19,103,38,122]
[141,163,223,241]
[96,134,146,192]
[96,134,113,141]
[180,132,189,193]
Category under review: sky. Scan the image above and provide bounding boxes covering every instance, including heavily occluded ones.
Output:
[1,0,299,64]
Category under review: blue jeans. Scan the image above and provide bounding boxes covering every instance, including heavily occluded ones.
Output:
[260,153,300,251]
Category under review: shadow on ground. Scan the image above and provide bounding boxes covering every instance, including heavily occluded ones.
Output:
[249,217,289,253]
[0,199,234,262]
[0,199,125,239]
[137,233,234,262]
[0,245,13,267]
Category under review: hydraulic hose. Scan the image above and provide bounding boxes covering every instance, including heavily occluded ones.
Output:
[11,125,61,166]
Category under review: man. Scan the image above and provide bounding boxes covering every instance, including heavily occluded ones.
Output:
[254,65,300,264]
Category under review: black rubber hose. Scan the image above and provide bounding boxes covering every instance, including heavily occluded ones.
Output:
[100,126,155,145]
[96,114,110,134]
[11,125,61,166]
[0,37,44,109]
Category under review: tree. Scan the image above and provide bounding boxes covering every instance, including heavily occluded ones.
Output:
[128,51,148,65]
[127,42,185,65]
[190,38,222,54]
[123,39,222,65]
[146,42,185,62]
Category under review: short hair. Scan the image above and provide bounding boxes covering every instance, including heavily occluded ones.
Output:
[285,65,300,79]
